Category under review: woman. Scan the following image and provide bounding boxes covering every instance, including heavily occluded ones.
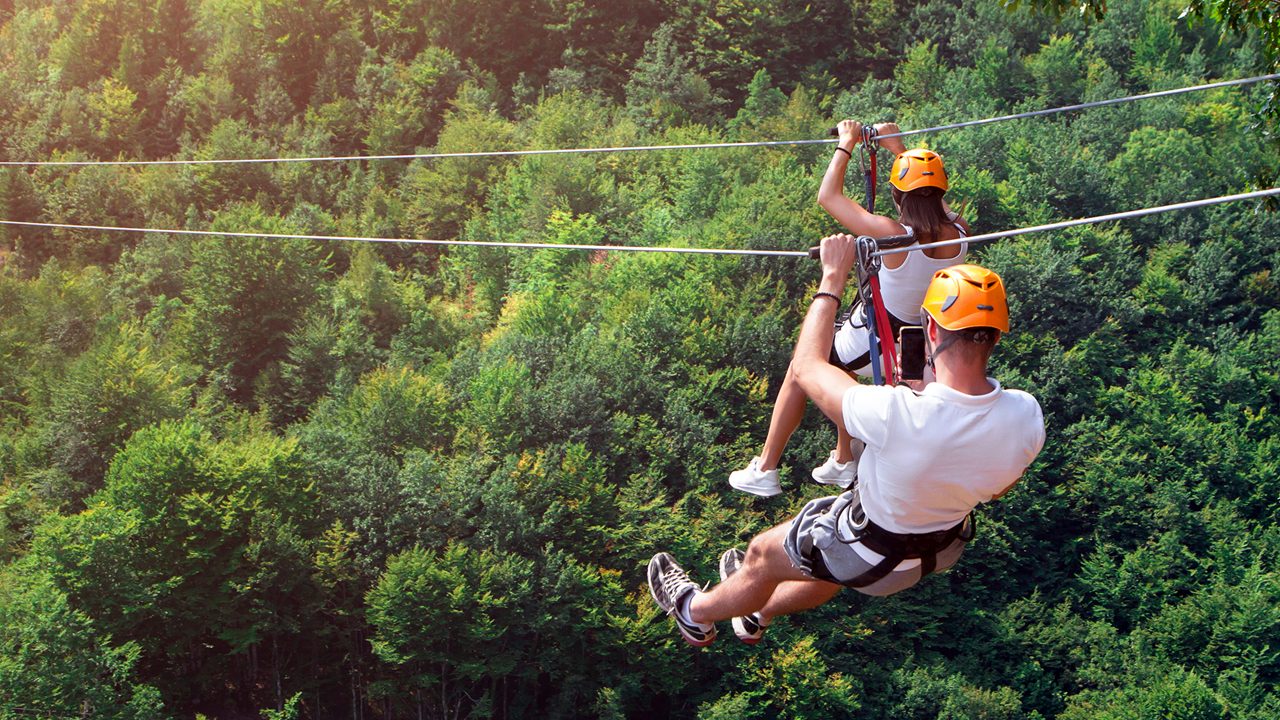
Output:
[729,120,970,497]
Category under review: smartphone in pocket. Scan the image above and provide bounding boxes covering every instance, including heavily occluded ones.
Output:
[898,326,926,381]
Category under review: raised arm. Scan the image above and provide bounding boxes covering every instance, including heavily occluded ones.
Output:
[873,121,908,156]
[792,234,863,425]
[818,120,907,238]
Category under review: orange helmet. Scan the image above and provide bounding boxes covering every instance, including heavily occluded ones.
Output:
[890,148,948,193]
[921,264,1009,332]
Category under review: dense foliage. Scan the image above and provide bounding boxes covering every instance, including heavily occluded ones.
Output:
[2,0,1279,717]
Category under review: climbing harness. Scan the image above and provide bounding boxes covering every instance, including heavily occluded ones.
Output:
[826,486,975,588]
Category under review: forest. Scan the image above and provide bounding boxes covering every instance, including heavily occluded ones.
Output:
[1,0,1279,717]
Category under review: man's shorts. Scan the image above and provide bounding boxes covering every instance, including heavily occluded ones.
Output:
[782,487,966,596]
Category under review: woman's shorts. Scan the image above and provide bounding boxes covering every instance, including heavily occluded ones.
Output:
[830,304,909,378]
[782,489,966,596]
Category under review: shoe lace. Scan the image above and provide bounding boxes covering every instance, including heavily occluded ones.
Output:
[661,564,694,607]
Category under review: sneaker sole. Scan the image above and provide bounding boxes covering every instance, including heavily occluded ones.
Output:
[810,473,855,487]
[677,625,716,647]
[731,617,763,645]
[729,477,783,497]
[718,549,741,582]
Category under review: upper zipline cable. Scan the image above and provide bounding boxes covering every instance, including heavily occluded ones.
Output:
[1,73,1276,167]
[2,188,1276,257]
[871,72,1280,141]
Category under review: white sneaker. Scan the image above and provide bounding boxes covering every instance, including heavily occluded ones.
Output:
[728,457,782,497]
[811,451,857,487]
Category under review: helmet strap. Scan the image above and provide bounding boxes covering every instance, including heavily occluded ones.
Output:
[927,333,961,371]
[924,316,961,371]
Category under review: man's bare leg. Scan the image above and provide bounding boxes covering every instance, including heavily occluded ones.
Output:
[687,522,816,624]
[759,580,842,622]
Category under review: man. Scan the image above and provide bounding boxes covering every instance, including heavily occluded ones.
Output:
[648,234,1045,646]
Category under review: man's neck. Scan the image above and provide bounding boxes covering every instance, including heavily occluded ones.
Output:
[932,360,995,396]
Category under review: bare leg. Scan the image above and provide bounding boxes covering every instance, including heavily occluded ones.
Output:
[834,423,857,464]
[688,523,818,623]
[759,580,842,622]
[758,363,807,470]
[832,369,866,464]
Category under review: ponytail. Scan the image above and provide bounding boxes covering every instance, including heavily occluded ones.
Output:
[892,186,949,244]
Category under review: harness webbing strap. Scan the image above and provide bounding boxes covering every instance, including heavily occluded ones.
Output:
[852,234,902,387]
[853,236,885,385]
[844,514,971,589]
[864,295,884,385]
[867,274,898,386]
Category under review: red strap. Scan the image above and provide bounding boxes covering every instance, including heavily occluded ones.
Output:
[867,274,899,385]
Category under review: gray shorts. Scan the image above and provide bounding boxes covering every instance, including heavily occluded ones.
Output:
[782,488,967,597]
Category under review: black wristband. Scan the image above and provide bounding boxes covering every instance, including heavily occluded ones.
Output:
[834,146,852,158]
[812,291,842,305]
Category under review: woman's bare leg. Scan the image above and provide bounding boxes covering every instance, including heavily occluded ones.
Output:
[834,422,859,464]
[757,362,808,470]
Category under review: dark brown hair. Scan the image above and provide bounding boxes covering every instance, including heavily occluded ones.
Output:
[891,186,949,244]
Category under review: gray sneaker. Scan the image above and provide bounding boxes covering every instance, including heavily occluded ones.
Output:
[718,548,766,644]
[648,552,716,647]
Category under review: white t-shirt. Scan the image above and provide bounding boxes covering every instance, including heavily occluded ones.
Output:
[841,379,1045,535]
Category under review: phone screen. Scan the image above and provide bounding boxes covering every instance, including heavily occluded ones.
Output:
[899,326,926,381]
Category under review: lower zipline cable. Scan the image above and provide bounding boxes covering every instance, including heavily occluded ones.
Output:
[1,188,1277,257]
[872,187,1280,257]
[0,220,806,257]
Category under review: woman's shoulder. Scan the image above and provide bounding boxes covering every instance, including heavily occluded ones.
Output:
[946,211,972,235]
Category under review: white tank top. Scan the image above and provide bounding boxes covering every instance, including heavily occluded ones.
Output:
[879,223,968,324]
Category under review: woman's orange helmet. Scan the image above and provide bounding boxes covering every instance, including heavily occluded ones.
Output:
[921,264,1009,332]
[890,148,948,193]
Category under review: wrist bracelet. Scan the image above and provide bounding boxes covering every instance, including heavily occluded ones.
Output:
[834,146,852,158]
[812,291,842,305]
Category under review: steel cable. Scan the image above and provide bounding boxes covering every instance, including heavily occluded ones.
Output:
[0,74,1275,167]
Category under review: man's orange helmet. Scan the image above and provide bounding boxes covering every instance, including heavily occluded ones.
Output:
[921,264,1009,332]
[890,148,948,193]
